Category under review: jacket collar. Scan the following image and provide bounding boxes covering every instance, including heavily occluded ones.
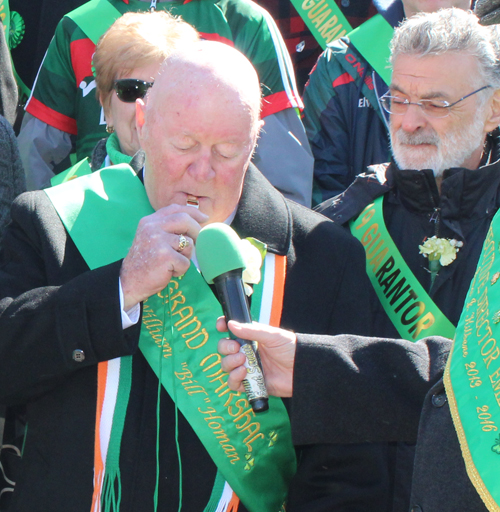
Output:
[390,130,500,220]
[232,164,291,256]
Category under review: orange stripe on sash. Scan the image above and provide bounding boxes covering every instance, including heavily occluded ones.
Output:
[91,361,108,512]
[269,255,286,327]
[227,491,240,511]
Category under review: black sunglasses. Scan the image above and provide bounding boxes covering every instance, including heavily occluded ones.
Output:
[113,78,154,103]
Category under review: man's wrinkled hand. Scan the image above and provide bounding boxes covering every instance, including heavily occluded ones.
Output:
[120,204,208,310]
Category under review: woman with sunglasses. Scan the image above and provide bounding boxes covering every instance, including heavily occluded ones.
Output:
[91,11,198,170]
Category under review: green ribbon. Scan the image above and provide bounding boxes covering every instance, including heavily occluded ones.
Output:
[348,14,393,86]
[444,215,500,512]
[289,0,351,49]
[350,197,456,341]
[66,0,121,45]
[44,164,296,512]
[290,0,393,85]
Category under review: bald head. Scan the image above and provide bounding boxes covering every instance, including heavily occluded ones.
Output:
[145,41,262,135]
[136,41,265,223]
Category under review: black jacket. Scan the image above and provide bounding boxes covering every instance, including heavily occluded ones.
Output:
[291,334,487,512]
[0,165,370,512]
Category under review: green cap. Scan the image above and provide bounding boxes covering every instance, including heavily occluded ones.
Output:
[197,223,246,284]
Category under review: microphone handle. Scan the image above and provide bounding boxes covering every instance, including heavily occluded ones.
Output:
[213,270,269,412]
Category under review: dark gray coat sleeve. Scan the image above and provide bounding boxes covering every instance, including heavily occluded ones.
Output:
[0,192,140,405]
[290,334,452,445]
[0,115,25,238]
[0,26,18,128]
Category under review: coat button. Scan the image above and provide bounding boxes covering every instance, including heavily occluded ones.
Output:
[411,506,423,512]
[72,349,85,362]
[432,392,447,407]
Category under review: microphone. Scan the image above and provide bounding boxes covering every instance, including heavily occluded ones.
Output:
[197,223,269,413]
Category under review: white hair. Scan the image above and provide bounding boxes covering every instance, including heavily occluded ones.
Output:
[390,8,500,96]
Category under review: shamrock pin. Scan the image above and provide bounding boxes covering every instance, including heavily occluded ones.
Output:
[491,435,500,454]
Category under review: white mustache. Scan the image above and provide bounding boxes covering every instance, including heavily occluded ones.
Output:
[395,128,440,146]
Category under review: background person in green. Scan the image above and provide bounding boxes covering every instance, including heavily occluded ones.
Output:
[302,0,472,203]
[17,0,313,207]
[0,41,370,511]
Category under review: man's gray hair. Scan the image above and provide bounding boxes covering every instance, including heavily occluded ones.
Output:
[390,8,500,90]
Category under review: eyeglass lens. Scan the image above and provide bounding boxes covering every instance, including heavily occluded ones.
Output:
[381,97,450,118]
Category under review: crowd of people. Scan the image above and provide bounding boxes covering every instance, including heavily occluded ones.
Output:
[1,1,500,512]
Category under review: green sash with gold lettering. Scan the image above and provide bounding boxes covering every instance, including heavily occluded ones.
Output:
[444,212,500,512]
[44,164,296,512]
[350,197,456,341]
[290,0,393,85]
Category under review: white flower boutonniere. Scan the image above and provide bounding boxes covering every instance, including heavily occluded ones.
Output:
[419,236,463,266]
[419,236,463,287]
[240,239,264,296]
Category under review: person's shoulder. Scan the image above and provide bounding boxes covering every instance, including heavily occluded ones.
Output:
[310,37,363,79]
[286,199,359,247]
[315,163,392,223]
[12,190,53,215]
[322,36,361,62]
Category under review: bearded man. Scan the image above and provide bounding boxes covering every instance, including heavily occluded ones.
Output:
[318,8,500,340]
[312,7,500,512]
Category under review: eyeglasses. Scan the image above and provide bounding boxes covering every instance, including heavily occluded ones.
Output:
[113,78,154,103]
[380,85,492,118]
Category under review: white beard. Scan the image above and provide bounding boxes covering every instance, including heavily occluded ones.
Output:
[390,111,486,178]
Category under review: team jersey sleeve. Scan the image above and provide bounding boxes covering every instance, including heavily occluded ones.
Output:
[25,16,81,135]
[223,0,302,118]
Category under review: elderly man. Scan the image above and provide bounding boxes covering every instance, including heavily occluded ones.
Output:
[317,7,500,339]
[302,0,473,202]
[0,42,368,512]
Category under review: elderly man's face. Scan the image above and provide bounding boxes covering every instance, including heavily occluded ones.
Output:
[137,83,259,224]
[389,52,493,176]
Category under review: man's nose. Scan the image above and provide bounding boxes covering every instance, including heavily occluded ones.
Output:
[188,150,216,181]
[399,103,428,133]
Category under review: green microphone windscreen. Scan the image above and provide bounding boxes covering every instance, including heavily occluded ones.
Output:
[197,223,246,284]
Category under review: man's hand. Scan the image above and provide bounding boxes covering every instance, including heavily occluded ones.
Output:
[120,204,208,310]
[217,319,297,397]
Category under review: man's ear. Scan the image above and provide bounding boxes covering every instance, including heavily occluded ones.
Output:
[136,98,146,140]
[484,88,500,133]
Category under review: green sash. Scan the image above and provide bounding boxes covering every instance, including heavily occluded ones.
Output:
[348,14,393,86]
[51,157,92,187]
[44,164,296,512]
[350,197,456,341]
[66,0,122,45]
[290,0,393,85]
[444,214,500,511]
[289,0,351,49]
